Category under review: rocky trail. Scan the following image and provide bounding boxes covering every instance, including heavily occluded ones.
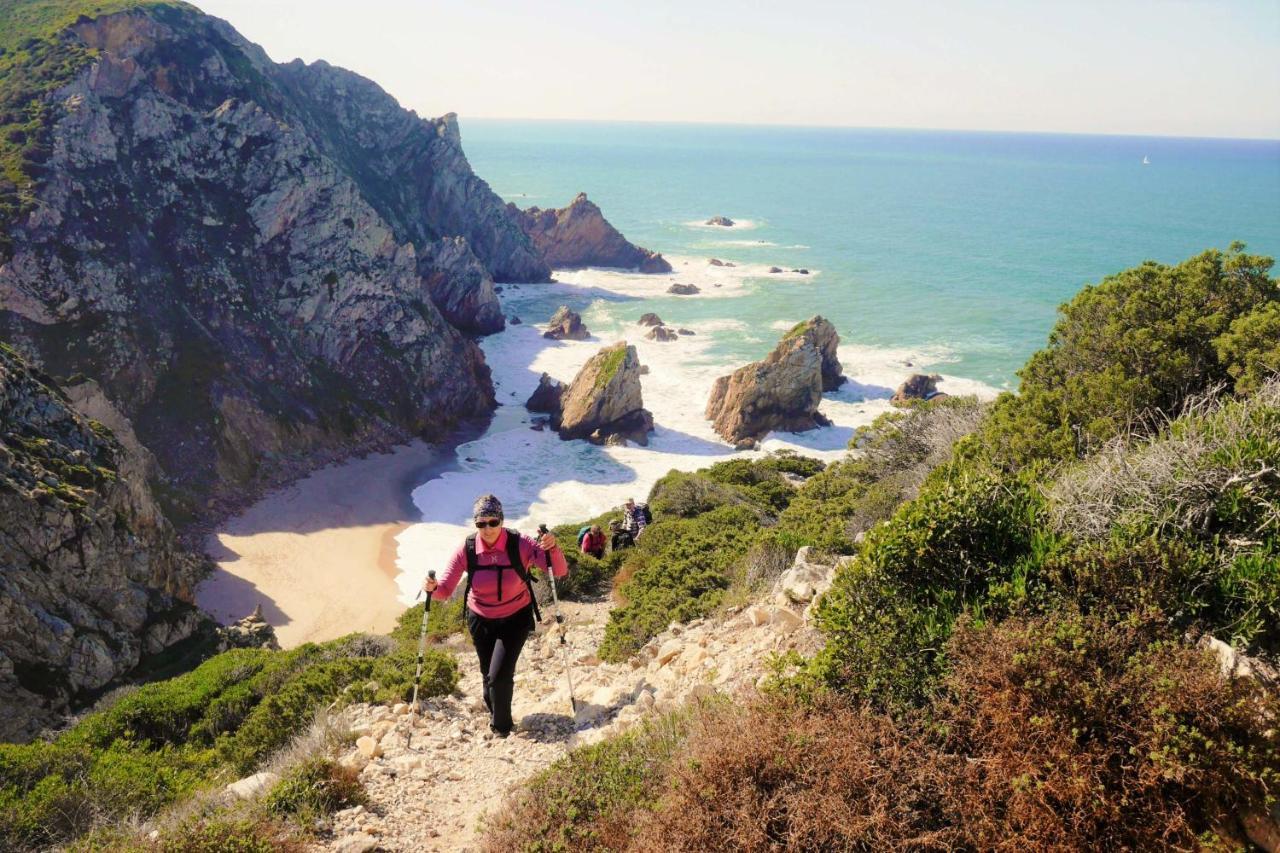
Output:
[305,549,839,852]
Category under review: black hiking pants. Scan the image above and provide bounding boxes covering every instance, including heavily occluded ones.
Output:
[466,604,534,735]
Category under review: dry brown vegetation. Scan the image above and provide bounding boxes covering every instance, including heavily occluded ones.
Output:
[488,610,1278,852]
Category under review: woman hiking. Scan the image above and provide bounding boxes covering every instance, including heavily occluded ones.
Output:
[422,494,568,737]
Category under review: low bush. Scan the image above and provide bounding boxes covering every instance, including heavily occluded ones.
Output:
[490,610,1277,851]
[263,756,364,819]
[481,710,693,853]
[809,463,1045,709]
[597,504,767,661]
[0,631,456,849]
[934,610,1279,849]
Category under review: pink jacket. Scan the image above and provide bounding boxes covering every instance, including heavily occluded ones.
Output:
[432,529,568,619]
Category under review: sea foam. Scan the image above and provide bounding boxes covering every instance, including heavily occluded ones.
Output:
[394,258,997,603]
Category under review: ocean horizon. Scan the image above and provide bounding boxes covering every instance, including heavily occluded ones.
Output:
[393,120,1280,600]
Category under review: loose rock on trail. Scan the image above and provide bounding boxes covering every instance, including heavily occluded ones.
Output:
[311,549,839,852]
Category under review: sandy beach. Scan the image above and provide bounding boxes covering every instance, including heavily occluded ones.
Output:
[196,440,446,649]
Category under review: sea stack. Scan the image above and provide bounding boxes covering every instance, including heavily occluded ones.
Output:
[555,343,654,446]
[705,317,844,447]
[510,193,672,273]
[543,306,590,341]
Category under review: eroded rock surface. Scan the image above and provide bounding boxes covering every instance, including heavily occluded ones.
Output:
[557,343,654,446]
[542,306,589,341]
[510,193,671,273]
[705,317,844,444]
[0,6,534,521]
[0,345,206,742]
[891,373,945,407]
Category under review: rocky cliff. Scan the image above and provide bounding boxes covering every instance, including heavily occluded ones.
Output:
[0,343,206,742]
[0,3,549,519]
[705,317,843,446]
[510,193,672,273]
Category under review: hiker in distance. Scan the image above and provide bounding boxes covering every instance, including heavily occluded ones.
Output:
[421,494,568,738]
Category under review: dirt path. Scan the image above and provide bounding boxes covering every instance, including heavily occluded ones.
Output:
[310,586,824,852]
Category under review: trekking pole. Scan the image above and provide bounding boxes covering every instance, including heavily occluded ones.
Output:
[406,570,435,749]
[539,524,578,715]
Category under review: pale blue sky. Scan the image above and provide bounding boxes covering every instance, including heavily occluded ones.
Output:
[194,0,1280,139]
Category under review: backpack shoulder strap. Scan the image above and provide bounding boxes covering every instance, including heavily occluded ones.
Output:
[504,529,542,623]
[461,534,480,606]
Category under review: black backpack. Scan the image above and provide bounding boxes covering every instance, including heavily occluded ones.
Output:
[462,529,542,623]
[639,503,653,525]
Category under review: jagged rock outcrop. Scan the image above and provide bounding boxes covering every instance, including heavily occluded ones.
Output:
[668,283,700,295]
[705,317,844,445]
[706,216,735,227]
[0,344,207,742]
[556,343,654,446]
[891,373,945,407]
[638,313,664,327]
[542,306,589,341]
[790,316,845,391]
[215,604,280,652]
[646,326,678,342]
[510,193,671,273]
[525,373,564,414]
[0,5,525,520]
[418,237,504,335]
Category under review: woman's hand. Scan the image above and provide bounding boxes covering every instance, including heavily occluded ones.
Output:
[422,576,438,594]
[538,532,559,551]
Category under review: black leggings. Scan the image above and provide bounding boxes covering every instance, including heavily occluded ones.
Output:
[466,605,533,734]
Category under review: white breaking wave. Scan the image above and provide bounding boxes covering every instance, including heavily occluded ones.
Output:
[393,265,998,604]
[683,218,760,230]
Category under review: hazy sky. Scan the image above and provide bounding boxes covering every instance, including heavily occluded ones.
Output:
[194,0,1280,139]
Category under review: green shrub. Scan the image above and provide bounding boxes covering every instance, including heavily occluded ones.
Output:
[979,245,1277,469]
[0,632,456,848]
[1217,300,1280,395]
[809,464,1045,709]
[263,756,364,819]
[392,596,467,644]
[598,504,767,661]
[158,814,305,853]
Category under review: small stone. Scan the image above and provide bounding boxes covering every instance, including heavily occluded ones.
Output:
[392,702,409,715]
[745,605,770,627]
[333,833,378,853]
[655,638,683,666]
[771,607,803,632]
[356,736,382,759]
[225,771,279,799]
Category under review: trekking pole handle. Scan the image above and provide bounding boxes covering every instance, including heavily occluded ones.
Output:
[415,569,437,602]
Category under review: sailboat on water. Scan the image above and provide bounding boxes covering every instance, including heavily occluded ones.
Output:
[1142,155,1151,165]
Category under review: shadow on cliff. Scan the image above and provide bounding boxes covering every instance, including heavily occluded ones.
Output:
[203,419,491,538]
[194,568,292,628]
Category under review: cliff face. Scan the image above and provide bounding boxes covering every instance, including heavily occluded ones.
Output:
[0,344,205,742]
[511,193,672,273]
[0,5,536,518]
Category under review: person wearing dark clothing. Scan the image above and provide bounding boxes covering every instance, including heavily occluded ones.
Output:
[609,519,634,552]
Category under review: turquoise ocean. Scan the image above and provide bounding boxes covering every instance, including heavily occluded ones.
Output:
[466,121,1280,385]
[393,122,1280,598]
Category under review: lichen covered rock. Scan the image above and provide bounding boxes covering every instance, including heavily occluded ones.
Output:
[557,343,654,446]
[0,344,206,742]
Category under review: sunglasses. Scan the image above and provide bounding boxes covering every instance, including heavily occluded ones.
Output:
[474,518,503,528]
